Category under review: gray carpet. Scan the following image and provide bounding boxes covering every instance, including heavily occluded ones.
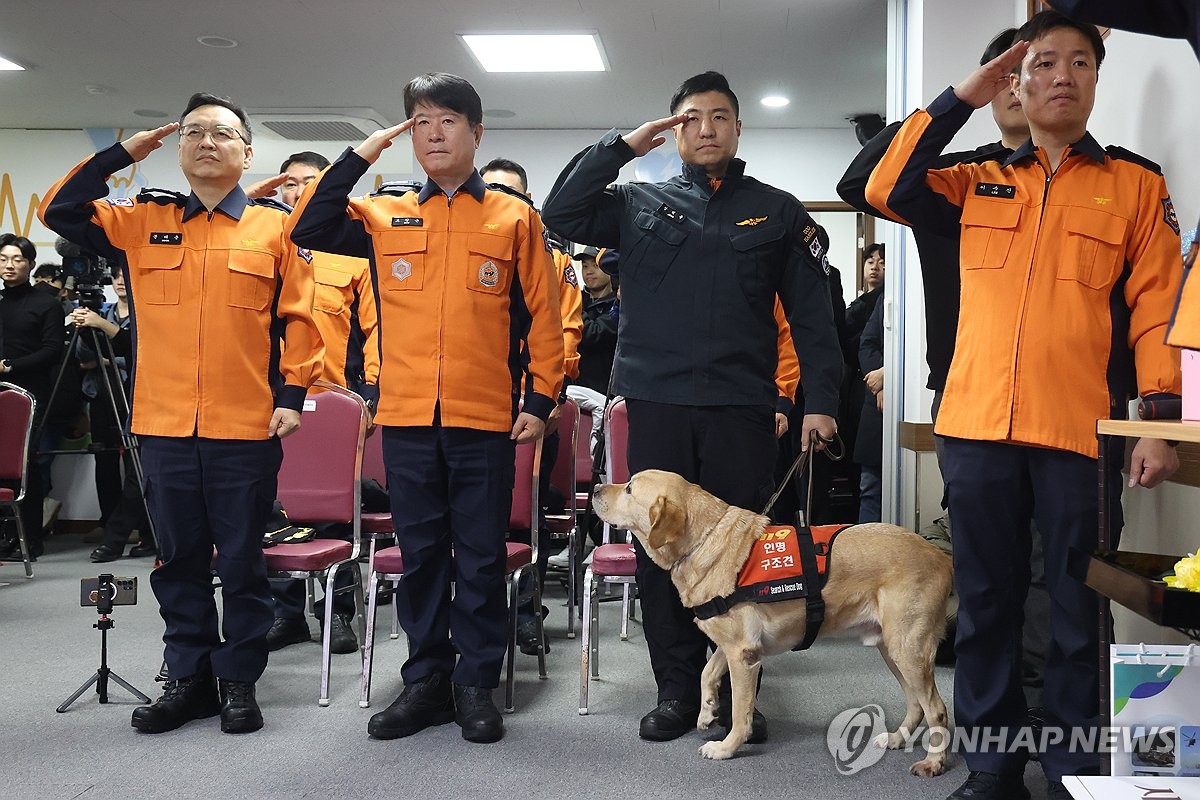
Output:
[1,533,1056,800]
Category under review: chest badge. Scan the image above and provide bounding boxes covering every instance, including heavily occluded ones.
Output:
[149,232,182,245]
[484,223,500,231]
[392,257,412,281]
[1093,196,1112,206]
[478,261,500,288]
[736,216,768,227]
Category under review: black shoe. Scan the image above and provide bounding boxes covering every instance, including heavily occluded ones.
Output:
[90,543,124,563]
[716,701,769,744]
[0,538,20,559]
[516,617,549,656]
[265,617,311,651]
[1046,781,1072,800]
[453,684,504,743]
[218,679,262,734]
[367,673,455,739]
[131,670,220,733]
[128,541,157,558]
[321,613,359,655]
[945,771,1030,800]
[639,699,700,741]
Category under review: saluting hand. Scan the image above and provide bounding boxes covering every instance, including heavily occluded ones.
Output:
[953,40,1029,109]
[121,122,180,162]
[246,173,288,200]
[354,119,416,165]
[622,114,689,157]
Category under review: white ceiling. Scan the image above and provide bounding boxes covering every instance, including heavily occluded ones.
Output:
[1,0,886,134]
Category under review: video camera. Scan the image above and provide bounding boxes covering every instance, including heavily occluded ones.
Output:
[55,236,112,311]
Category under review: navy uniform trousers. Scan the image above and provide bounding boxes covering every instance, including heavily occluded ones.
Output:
[141,435,282,683]
[383,422,515,689]
[941,436,1124,781]
[624,399,777,705]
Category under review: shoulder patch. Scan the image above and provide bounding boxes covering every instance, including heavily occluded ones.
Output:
[1105,145,1163,176]
[485,182,535,208]
[1163,197,1181,235]
[136,187,187,207]
[250,196,291,213]
[544,229,570,255]
[106,197,135,207]
[297,246,314,264]
[563,263,579,288]
[372,180,423,198]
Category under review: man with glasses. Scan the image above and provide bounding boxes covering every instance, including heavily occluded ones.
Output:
[40,92,323,736]
[0,234,65,562]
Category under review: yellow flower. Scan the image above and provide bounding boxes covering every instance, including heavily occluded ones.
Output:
[1164,553,1200,592]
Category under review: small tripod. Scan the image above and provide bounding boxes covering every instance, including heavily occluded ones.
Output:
[57,573,150,712]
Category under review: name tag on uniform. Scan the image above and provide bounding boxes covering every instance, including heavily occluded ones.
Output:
[975,183,1016,199]
[149,232,182,244]
[391,217,423,227]
[657,203,686,224]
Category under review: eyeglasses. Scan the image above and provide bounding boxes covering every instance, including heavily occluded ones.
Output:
[178,124,247,144]
[0,255,29,265]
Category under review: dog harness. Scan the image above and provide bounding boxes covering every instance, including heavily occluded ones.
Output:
[690,524,850,651]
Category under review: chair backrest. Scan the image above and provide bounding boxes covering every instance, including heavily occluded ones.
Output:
[576,408,595,486]
[0,382,36,496]
[362,426,386,486]
[548,399,578,515]
[510,436,543,531]
[604,397,629,484]
[277,382,367,536]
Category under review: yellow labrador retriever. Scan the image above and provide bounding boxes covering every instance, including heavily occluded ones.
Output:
[593,469,952,773]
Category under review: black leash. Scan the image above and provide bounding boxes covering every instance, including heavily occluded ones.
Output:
[760,431,845,522]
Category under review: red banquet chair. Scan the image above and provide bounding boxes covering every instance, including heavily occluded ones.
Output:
[579,396,638,714]
[264,381,369,706]
[544,399,583,637]
[0,382,37,578]
[360,436,546,713]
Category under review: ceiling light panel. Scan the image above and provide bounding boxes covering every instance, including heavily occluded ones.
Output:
[460,34,606,73]
[0,54,25,70]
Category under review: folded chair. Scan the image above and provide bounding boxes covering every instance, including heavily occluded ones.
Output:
[0,382,36,578]
[579,396,637,714]
[265,380,368,706]
[360,436,546,712]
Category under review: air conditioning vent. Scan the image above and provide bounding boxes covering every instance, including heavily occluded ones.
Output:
[260,119,374,141]
[248,109,387,141]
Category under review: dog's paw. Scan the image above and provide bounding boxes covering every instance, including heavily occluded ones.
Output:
[697,703,718,730]
[909,757,947,777]
[873,731,905,750]
[699,740,737,760]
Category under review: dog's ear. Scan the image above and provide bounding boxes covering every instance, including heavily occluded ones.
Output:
[647,496,685,551]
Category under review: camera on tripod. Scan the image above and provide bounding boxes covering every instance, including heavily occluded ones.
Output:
[55,236,112,311]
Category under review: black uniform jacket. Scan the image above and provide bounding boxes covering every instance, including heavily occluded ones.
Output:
[542,129,841,416]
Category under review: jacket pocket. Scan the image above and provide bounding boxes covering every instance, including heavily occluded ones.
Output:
[378,230,426,291]
[730,223,786,306]
[960,201,1021,270]
[465,231,514,296]
[227,249,277,311]
[1059,206,1128,290]
[314,268,352,314]
[134,247,184,305]
[625,209,686,291]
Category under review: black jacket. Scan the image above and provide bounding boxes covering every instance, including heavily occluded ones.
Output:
[838,121,1010,391]
[543,130,841,414]
[0,280,65,406]
[854,297,885,468]
[577,291,618,394]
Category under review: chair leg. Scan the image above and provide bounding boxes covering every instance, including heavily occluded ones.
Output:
[360,570,380,708]
[389,578,401,639]
[534,576,547,680]
[12,508,33,579]
[565,525,576,639]
[504,568,519,713]
[580,567,594,715]
[620,583,631,641]
[319,564,340,707]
